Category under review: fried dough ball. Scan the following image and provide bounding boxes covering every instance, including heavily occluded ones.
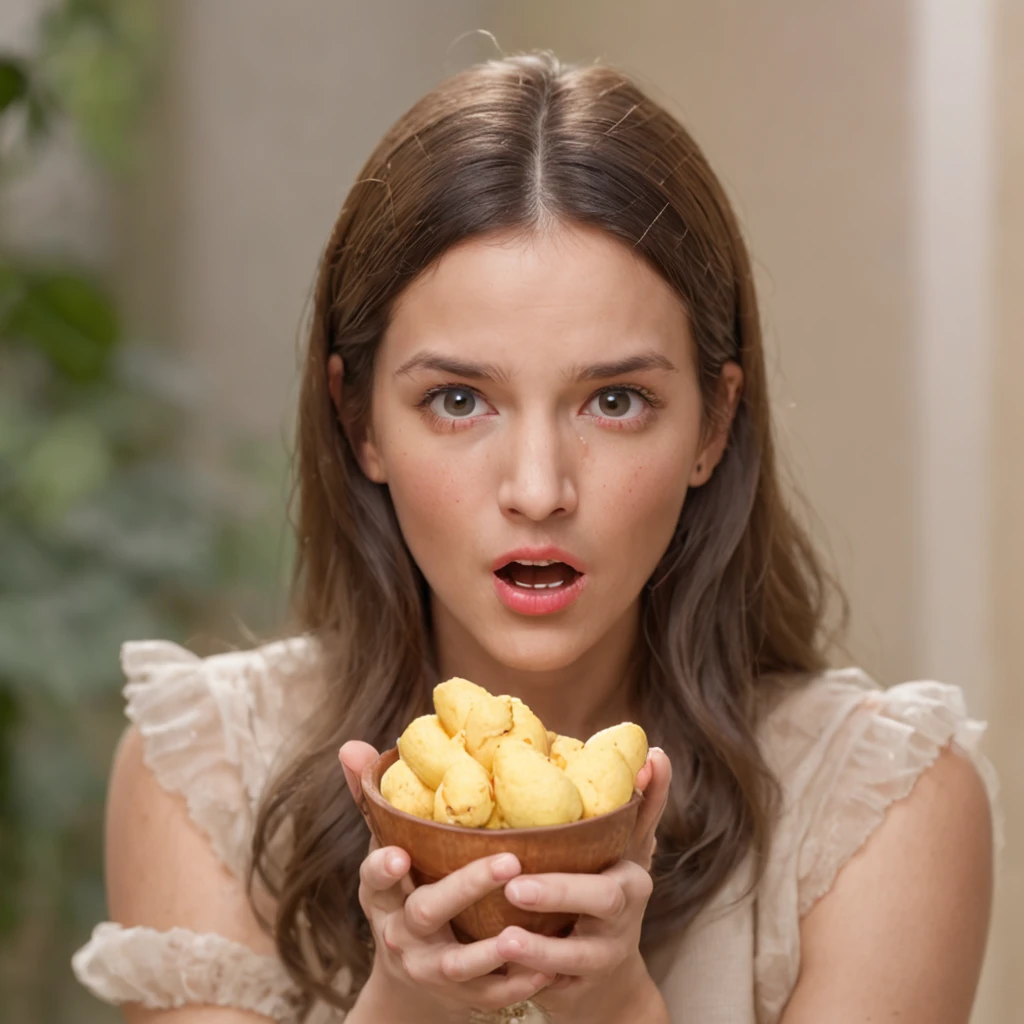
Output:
[433,677,490,736]
[380,758,435,820]
[584,722,649,778]
[397,714,474,790]
[464,694,549,771]
[548,734,584,770]
[483,804,507,829]
[493,741,583,827]
[433,757,494,827]
[561,745,634,819]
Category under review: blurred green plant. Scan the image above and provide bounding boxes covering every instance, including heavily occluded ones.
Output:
[0,3,292,1020]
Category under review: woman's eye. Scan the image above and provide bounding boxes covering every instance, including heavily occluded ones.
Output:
[586,388,645,420]
[428,388,484,418]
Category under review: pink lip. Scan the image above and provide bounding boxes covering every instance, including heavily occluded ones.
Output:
[493,570,587,616]
[490,545,588,574]
[490,545,588,618]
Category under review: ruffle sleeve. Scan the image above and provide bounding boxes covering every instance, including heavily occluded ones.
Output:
[753,668,1002,1023]
[796,678,1003,915]
[71,636,328,1019]
[71,922,306,1022]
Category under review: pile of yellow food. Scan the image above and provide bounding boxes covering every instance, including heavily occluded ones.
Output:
[380,677,648,828]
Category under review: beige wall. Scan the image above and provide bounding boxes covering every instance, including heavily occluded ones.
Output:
[120,0,496,437]
[991,0,1023,1014]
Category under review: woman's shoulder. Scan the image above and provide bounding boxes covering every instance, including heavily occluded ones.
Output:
[751,664,1002,1020]
[758,665,1001,896]
[119,633,325,878]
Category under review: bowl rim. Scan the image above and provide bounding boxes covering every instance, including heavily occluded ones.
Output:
[360,746,643,835]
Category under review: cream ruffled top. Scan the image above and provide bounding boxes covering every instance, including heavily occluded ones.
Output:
[71,638,1002,1023]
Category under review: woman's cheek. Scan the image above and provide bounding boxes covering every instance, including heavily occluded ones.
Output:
[387,450,482,548]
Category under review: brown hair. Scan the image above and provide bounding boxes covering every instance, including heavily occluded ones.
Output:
[249,49,847,1015]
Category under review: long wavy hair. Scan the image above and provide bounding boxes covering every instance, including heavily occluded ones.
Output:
[249,49,847,1016]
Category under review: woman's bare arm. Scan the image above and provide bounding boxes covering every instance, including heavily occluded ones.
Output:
[106,726,282,1023]
[781,746,993,1024]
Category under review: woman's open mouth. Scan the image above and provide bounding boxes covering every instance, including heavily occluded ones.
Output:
[492,559,587,615]
[494,559,582,589]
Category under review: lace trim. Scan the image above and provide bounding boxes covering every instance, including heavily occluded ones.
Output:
[120,636,322,879]
[796,680,1004,916]
[71,922,306,1022]
[121,640,256,878]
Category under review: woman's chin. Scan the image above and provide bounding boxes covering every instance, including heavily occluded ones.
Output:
[482,634,593,675]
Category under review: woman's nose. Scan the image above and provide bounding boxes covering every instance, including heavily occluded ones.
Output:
[496,416,579,521]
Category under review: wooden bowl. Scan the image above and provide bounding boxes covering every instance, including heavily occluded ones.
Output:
[360,747,643,942]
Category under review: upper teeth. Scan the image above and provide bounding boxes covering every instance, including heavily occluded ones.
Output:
[514,559,559,566]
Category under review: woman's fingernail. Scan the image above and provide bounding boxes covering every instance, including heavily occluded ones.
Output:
[507,880,540,905]
[386,852,405,875]
[532,972,550,988]
[505,937,524,954]
[492,854,520,880]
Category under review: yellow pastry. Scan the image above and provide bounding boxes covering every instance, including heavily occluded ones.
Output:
[483,803,507,829]
[493,740,583,827]
[548,733,584,770]
[433,756,495,827]
[561,745,634,819]
[380,758,435,819]
[584,722,649,778]
[433,677,490,736]
[397,714,474,790]
[464,694,549,771]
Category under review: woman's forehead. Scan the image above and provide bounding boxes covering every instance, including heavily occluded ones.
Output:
[383,224,692,370]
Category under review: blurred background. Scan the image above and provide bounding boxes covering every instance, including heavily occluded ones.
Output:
[0,1,1018,1021]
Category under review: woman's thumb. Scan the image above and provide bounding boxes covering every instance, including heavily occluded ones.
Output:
[339,740,379,817]
[625,747,671,867]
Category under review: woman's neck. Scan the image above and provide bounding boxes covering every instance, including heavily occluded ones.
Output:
[430,598,643,743]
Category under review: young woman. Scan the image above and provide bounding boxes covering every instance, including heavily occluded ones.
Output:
[72,51,999,1024]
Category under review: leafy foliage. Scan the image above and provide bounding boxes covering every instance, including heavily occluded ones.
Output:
[0,3,291,1020]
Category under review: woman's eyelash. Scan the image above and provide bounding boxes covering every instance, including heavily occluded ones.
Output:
[415,382,481,409]
[415,382,664,411]
[592,383,664,409]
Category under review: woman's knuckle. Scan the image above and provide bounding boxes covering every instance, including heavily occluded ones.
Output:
[359,851,385,888]
[400,953,428,984]
[380,916,402,953]
[403,895,433,933]
[439,950,461,980]
[604,882,627,916]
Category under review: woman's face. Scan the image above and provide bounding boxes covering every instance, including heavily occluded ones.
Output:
[350,222,735,675]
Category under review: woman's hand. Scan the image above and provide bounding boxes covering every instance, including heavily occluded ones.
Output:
[339,742,556,1023]
[493,747,673,1024]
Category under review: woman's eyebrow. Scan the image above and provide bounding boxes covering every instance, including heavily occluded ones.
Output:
[394,350,677,382]
[394,351,511,382]
[567,352,678,380]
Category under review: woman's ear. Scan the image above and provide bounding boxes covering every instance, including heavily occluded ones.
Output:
[328,354,387,484]
[689,361,744,486]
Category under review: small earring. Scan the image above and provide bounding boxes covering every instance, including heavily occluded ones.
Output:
[696,462,703,473]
